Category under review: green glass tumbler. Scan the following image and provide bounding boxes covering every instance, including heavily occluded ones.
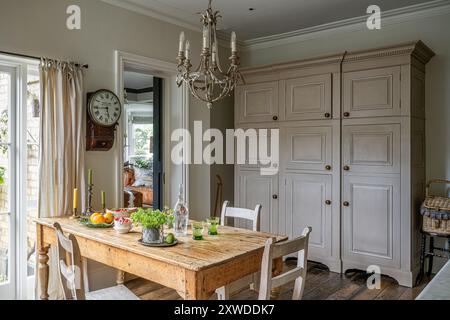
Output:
[192,222,204,240]
[207,217,220,235]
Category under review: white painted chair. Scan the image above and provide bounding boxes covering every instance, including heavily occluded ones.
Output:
[53,222,139,300]
[258,227,312,300]
[215,201,262,300]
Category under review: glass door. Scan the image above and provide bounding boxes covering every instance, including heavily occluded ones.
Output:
[0,65,16,300]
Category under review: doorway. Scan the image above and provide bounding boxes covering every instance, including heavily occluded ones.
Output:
[122,70,163,209]
[115,51,189,212]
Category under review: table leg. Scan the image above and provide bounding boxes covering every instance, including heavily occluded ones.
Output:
[416,232,427,286]
[116,270,125,285]
[184,270,211,300]
[270,257,283,300]
[38,245,50,300]
[428,236,435,277]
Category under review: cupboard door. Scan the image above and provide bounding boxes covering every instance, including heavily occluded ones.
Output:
[236,168,278,233]
[342,175,400,268]
[237,82,279,123]
[284,74,332,120]
[284,173,332,258]
[282,125,333,172]
[237,128,278,174]
[342,123,400,174]
[343,66,401,118]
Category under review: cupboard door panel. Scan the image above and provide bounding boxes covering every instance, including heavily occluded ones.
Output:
[342,175,400,268]
[343,67,401,118]
[285,74,332,120]
[236,128,279,175]
[284,173,332,258]
[283,126,333,172]
[236,168,278,233]
[237,82,279,123]
[343,123,400,174]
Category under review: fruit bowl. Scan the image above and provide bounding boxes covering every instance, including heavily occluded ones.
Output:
[80,212,115,228]
[79,218,114,228]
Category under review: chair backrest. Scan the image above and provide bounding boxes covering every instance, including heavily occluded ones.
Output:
[220,200,261,231]
[53,222,86,300]
[258,227,312,300]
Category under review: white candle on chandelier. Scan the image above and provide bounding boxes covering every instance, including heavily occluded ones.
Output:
[185,40,190,60]
[203,26,210,49]
[179,31,185,52]
[212,42,217,63]
[231,31,237,52]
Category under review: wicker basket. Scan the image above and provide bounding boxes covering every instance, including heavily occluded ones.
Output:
[421,179,450,235]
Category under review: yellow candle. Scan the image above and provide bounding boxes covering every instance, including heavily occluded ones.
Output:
[101,191,106,207]
[73,188,78,210]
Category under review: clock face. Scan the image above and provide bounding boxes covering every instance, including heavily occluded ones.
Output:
[89,90,122,126]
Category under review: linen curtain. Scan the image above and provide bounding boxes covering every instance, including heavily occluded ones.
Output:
[37,59,86,299]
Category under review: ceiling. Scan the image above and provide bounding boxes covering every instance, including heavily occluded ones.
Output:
[105,0,436,40]
[124,70,154,89]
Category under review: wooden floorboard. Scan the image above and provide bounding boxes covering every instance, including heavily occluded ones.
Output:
[125,260,430,300]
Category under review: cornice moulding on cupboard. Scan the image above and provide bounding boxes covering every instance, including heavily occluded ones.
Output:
[239,41,435,74]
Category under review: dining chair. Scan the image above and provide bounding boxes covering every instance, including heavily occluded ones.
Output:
[53,222,139,300]
[215,201,262,300]
[258,226,312,300]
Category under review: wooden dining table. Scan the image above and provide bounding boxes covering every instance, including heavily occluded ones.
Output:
[35,217,288,300]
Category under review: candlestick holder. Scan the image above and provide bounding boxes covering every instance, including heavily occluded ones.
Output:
[83,183,94,217]
[70,208,79,220]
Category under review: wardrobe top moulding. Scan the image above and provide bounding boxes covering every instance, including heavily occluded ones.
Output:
[239,41,435,84]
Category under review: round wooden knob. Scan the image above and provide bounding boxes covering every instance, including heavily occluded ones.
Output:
[272,194,278,200]
[325,165,332,171]
[343,165,350,171]
[273,116,278,121]
[325,200,332,205]
[325,113,331,118]
[343,112,350,117]
[343,201,350,207]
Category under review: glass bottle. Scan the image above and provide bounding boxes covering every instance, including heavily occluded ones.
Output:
[173,184,189,237]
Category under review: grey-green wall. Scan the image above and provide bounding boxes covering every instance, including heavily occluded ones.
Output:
[0,0,235,289]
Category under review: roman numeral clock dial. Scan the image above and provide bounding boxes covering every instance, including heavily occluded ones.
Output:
[86,89,122,151]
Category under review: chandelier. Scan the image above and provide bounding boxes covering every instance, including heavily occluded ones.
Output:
[176,0,243,109]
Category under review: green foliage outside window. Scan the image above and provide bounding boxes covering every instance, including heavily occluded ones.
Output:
[134,126,153,156]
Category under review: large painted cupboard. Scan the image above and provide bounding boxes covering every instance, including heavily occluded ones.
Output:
[234,41,434,286]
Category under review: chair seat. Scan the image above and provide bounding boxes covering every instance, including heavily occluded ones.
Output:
[86,285,140,300]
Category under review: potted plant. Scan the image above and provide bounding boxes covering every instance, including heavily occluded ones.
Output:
[132,208,172,244]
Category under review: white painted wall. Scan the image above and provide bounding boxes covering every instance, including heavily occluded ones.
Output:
[242,10,450,273]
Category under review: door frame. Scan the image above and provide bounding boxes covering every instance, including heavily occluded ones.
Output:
[114,51,189,208]
[0,64,17,300]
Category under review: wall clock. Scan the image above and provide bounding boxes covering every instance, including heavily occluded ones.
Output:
[86,89,122,151]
